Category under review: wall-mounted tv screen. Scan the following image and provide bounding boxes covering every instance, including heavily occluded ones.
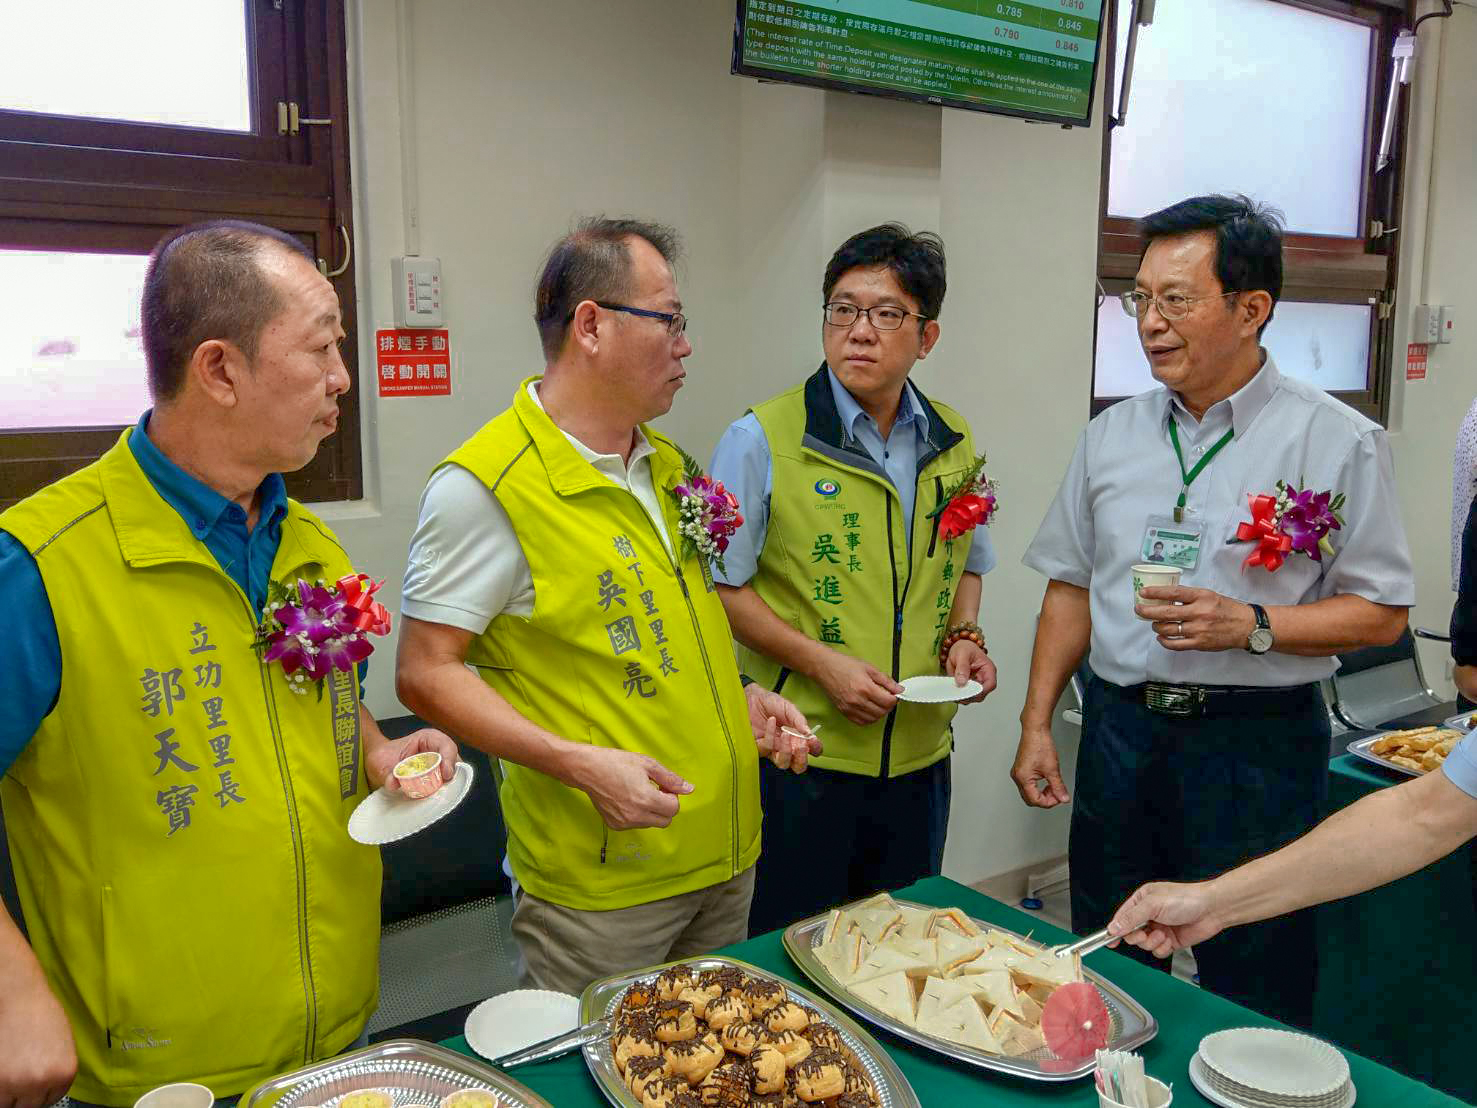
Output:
[732,0,1106,127]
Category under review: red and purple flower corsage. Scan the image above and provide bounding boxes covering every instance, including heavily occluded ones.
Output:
[929,452,998,542]
[257,573,392,693]
[1234,480,1345,572]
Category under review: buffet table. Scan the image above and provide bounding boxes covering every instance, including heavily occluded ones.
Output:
[441,876,1464,1106]
[1315,754,1477,1103]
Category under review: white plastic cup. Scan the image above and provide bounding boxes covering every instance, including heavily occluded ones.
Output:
[1131,564,1181,618]
[134,1084,215,1108]
[1098,1074,1172,1108]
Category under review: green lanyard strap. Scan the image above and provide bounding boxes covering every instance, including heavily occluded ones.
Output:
[1168,419,1234,523]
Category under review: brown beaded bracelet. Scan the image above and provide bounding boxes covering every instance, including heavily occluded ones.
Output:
[938,621,986,671]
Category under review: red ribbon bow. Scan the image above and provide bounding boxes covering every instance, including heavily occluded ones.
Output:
[337,573,392,635]
[939,493,996,542]
[1235,494,1293,572]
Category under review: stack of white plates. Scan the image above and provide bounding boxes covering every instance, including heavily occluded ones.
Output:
[1189,1028,1356,1108]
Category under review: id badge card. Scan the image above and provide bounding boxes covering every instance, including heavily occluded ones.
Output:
[1141,515,1204,571]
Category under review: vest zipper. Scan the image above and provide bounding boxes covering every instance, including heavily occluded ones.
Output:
[648,521,742,877]
[925,476,944,560]
[238,591,319,1063]
[879,496,906,779]
[601,826,609,864]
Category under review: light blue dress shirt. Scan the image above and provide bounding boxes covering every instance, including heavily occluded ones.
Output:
[1442,731,1477,799]
[1023,356,1415,688]
[0,412,301,777]
[710,367,996,587]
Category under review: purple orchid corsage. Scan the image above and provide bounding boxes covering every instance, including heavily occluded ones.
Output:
[1233,480,1345,571]
[256,574,392,694]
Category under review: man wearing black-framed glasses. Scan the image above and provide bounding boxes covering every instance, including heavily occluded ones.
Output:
[396,216,815,995]
[710,223,999,936]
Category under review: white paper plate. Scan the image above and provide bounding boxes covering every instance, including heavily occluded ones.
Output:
[896,675,983,703]
[464,989,580,1063]
[1190,1052,1355,1108]
[347,760,474,846]
[1199,1028,1350,1099]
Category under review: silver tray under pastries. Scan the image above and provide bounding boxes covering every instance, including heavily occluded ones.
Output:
[579,954,921,1108]
[1444,710,1477,733]
[240,1039,552,1108]
[783,899,1158,1083]
[1343,730,1468,779]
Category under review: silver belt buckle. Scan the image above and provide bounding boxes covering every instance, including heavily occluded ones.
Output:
[1145,682,1205,717]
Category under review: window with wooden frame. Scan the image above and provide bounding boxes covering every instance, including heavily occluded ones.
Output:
[1093,0,1408,423]
[0,0,359,511]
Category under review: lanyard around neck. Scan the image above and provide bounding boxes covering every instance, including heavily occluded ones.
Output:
[1168,418,1233,523]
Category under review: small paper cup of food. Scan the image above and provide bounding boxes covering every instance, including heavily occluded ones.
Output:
[134,1084,214,1108]
[1130,564,1181,618]
[392,750,445,799]
[1098,1074,1171,1108]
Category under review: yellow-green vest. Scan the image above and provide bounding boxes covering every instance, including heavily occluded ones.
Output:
[737,367,979,777]
[0,433,380,1105]
[443,378,761,911]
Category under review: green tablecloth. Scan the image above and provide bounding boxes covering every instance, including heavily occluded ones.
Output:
[442,876,1464,1106]
[1314,754,1477,1104]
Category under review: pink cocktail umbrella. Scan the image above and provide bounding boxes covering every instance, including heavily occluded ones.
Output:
[1041,982,1110,1061]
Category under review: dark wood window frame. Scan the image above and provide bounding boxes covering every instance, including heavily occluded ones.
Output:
[0,0,360,510]
[1093,0,1410,423]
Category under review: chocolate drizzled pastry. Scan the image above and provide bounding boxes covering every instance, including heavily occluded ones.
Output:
[792,1046,847,1101]
[666,1032,724,1085]
[761,1026,812,1066]
[840,1059,874,1097]
[742,978,787,1016]
[655,964,697,1001]
[624,1053,669,1096]
[764,1001,809,1034]
[678,983,724,1018]
[614,1024,662,1073]
[698,966,748,995]
[718,1018,767,1056]
[622,979,657,1012]
[831,1093,878,1108]
[802,1021,845,1054]
[749,1042,787,1094]
[639,1074,688,1108]
[704,992,751,1030]
[653,1000,699,1043]
[699,1059,754,1107]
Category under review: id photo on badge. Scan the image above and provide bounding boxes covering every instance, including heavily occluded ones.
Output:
[1142,516,1203,571]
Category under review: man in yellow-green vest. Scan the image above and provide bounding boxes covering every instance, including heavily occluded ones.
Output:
[395,218,816,995]
[0,221,457,1108]
[711,224,998,936]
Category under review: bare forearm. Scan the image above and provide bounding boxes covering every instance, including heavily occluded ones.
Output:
[1209,769,1477,928]
[396,648,590,788]
[1020,579,1091,730]
[1455,664,1477,702]
[717,583,831,679]
[947,572,982,628]
[1267,595,1407,657]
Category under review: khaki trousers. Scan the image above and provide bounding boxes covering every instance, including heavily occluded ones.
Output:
[511,866,756,996]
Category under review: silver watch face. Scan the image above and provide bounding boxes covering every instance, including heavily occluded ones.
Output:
[1248,627,1275,654]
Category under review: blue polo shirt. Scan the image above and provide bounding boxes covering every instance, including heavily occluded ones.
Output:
[0,412,322,777]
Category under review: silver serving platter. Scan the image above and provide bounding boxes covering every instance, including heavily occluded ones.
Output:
[1346,734,1425,779]
[240,1039,552,1108]
[579,954,921,1108]
[1444,711,1477,733]
[783,899,1158,1082]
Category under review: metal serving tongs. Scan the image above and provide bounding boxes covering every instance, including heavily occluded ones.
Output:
[1051,926,1117,960]
[488,1015,614,1069]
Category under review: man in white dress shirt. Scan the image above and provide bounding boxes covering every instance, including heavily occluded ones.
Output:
[1014,195,1413,1028]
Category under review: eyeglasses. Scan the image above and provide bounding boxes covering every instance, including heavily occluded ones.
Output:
[1120,289,1240,322]
[595,301,688,337]
[823,302,929,331]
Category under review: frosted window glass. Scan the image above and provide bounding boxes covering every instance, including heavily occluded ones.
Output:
[0,251,152,431]
[0,0,251,132]
[1109,0,1372,236]
[1094,297,1373,399]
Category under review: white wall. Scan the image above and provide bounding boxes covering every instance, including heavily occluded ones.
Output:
[1388,4,1477,690]
[327,0,1470,887]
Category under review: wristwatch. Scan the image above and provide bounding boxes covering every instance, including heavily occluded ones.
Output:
[1246,603,1274,655]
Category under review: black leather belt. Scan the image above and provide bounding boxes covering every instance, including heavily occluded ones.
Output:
[1125,680,1319,719]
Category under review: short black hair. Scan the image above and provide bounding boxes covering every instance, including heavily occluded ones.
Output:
[1139,194,1284,336]
[141,220,315,403]
[823,223,947,324]
[533,216,682,360]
